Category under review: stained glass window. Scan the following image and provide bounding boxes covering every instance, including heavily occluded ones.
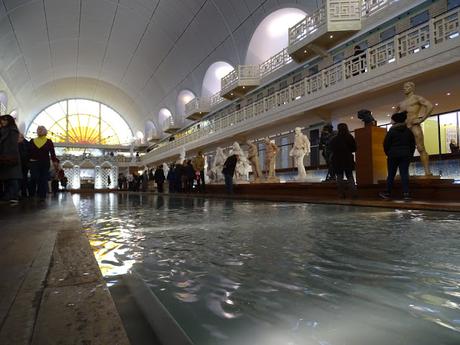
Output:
[26,99,133,145]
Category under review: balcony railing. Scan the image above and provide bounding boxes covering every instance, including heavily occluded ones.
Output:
[185,97,210,121]
[163,117,181,134]
[210,91,226,108]
[146,7,460,161]
[288,0,361,62]
[259,48,293,79]
[362,0,403,17]
[220,65,260,99]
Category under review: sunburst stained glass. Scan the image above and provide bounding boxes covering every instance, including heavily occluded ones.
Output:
[26,99,133,145]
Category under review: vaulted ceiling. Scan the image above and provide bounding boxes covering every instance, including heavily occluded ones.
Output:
[0,0,317,133]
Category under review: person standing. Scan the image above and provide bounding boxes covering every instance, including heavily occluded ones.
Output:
[29,126,59,201]
[222,154,238,194]
[0,115,22,204]
[379,111,416,201]
[328,123,357,198]
[18,133,31,198]
[154,165,165,193]
[319,124,336,181]
[192,151,206,192]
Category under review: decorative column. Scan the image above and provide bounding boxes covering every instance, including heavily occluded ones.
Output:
[355,125,387,185]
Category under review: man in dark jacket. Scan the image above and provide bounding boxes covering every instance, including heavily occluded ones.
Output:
[222,154,238,194]
[154,165,166,193]
[379,111,416,200]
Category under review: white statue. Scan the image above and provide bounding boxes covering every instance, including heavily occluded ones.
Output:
[209,147,226,183]
[289,127,310,181]
[232,142,251,182]
[246,140,262,182]
[162,162,169,179]
[178,146,186,164]
[264,138,279,183]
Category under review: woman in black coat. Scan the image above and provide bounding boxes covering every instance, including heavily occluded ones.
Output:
[0,115,22,203]
[153,165,166,193]
[328,123,357,198]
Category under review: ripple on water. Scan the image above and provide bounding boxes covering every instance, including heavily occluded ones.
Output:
[76,194,460,345]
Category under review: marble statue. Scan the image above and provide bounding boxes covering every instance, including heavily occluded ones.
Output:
[209,147,226,183]
[357,109,376,126]
[396,81,433,176]
[246,140,262,182]
[264,138,279,183]
[232,141,251,182]
[178,147,186,164]
[162,162,169,179]
[289,127,310,181]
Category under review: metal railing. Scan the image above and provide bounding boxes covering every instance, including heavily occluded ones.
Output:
[221,65,261,95]
[148,7,460,160]
[259,48,293,79]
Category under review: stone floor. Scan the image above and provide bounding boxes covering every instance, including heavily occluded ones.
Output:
[0,196,130,345]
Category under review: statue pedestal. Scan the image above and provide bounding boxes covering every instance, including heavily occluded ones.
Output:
[355,125,387,185]
[265,177,280,183]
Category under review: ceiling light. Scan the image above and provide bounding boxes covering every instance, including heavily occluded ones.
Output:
[391,106,395,109]
[446,92,451,96]
[387,114,390,117]
[350,116,354,119]
[329,35,333,39]
[304,50,307,53]
[435,103,439,106]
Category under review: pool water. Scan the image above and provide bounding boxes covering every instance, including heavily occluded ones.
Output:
[75,193,460,345]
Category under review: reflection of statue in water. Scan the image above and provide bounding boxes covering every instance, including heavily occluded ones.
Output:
[209,147,226,183]
[319,124,336,181]
[396,81,433,176]
[264,138,279,182]
[246,140,262,182]
[232,142,251,182]
[289,127,310,181]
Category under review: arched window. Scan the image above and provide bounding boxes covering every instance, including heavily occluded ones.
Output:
[176,90,195,120]
[246,8,306,65]
[202,62,234,98]
[158,108,173,132]
[26,99,133,145]
[0,92,7,115]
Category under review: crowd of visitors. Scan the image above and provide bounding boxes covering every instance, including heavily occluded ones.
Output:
[0,117,67,204]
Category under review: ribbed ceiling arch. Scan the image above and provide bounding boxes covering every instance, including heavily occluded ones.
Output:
[0,0,317,133]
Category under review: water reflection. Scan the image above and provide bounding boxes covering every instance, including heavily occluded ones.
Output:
[76,193,460,345]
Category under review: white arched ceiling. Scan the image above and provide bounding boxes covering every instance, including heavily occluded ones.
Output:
[176,89,195,121]
[145,120,158,138]
[0,1,317,132]
[245,8,307,65]
[201,62,234,98]
[158,108,173,132]
[0,91,7,107]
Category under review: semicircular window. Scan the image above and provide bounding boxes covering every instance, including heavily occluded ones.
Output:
[26,99,133,145]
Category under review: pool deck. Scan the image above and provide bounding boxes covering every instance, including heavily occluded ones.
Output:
[0,197,130,345]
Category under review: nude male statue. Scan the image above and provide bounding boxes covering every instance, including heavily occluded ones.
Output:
[264,138,279,180]
[397,81,433,176]
[289,127,310,180]
[246,140,262,181]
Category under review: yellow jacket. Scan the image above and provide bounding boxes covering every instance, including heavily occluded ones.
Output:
[192,155,205,171]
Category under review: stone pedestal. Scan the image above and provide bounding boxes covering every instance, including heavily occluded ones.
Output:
[355,125,387,185]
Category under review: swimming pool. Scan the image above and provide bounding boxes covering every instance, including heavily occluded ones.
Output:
[75,193,460,345]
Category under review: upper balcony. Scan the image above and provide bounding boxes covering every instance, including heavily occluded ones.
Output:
[163,117,181,134]
[288,0,362,63]
[220,65,260,100]
[185,97,210,121]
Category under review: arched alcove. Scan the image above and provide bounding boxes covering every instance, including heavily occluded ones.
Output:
[145,120,160,140]
[245,8,306,65]
[0,91,7,115]
[201,62,234,98]
[176,90,195,120]
[158,108,173,132]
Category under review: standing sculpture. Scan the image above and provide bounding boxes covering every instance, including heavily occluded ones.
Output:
[264,138,280,183]
[209,147,226,183]
[397,81,433,176]
[178,147,186,164]
[246,140,262,182]
[232,142,251,182]
[289,127,310,181]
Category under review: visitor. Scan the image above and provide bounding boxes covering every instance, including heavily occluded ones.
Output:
[60,173,68,191]
[0,115,22,204]
[142,169,148,192]
[352,45,365,76]
[154,165,165,193]
[18,133,31,198]
[174,161,184,192]
[127,173,134,190]
[50,164,59,197]
[328,123,357,198]
[379,111,416,201]
[222,153,238,194]
[28,125,59,202]
[449,139,459,153]
[167,163,176,193]
[319,124,336,181]
[192,151,206,192]
[184,160,195,193]
[107,174,111,188]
